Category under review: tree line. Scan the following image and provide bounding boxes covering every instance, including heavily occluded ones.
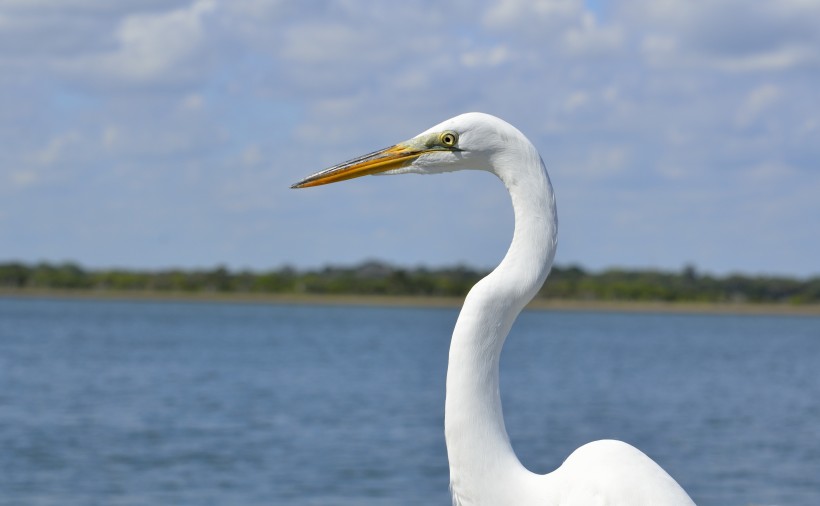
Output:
[1,261,818,304]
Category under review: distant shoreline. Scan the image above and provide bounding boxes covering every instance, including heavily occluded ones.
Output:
[2,288,819,316]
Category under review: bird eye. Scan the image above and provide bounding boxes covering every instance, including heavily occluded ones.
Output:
[440,131,458,147]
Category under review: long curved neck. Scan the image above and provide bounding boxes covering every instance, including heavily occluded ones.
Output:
[445,147,557,504]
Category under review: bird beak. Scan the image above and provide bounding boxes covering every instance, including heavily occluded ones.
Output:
[291,142,428,189]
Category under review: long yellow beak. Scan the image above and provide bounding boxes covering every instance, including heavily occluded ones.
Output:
[291,143,427,189]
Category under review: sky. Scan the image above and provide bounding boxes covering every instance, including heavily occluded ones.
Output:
[1,0,819,277]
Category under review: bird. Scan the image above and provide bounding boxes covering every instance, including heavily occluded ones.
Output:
[292,113,696,506]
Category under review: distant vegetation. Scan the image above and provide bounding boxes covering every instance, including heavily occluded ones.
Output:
[1,261,819,304]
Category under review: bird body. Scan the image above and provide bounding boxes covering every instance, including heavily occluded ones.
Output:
[293,113,696,506]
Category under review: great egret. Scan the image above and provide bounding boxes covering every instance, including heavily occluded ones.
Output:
[292,113,695,506]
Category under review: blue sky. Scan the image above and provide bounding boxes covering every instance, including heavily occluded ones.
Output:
[1,0,819,276]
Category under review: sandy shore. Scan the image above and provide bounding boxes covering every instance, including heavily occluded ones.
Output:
[2,288,819,316]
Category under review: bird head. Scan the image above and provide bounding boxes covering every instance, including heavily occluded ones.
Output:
[290,112,515,188]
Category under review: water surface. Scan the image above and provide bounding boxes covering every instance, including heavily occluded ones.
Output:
[0,297,818,505]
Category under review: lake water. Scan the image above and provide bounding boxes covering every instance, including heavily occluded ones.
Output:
[0,297,818,506]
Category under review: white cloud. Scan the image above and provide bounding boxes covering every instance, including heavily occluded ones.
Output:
[2,131,84,189]
[735,84,781,128]
[482,0,624,62]
[0,0,179,11]
[484,0,583,31]
[180,93,205,111]
[60,0,218,86]
[461,45,511,68]
[280,23,368,64]
[241,144,263,167]
[0,0,194,60]
[629,0,820,72]
[710,46,817,73]
[744,160,797,183]
[97,119,226,159]
[28,131,83,166]
[101,125,120,149]
[640,34,678,65]
[564,91,589,112]
[1,0,820,276]
[562,12,623,57]
[9,170,39,188]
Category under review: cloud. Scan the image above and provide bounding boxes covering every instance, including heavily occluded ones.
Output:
[483,0,623,58]
[0,1,194,60]
[629,0,820,72]
[59,0,218,87]
[484,0,584,32]
[562,12,624,57]
[735,84,781,128]
[461,45,512,68]
[9,170,39,188]
[1,0,819,276]
[30,131,83,166]
[2,131,85,190]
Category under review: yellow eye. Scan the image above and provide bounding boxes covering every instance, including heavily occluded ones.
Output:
[440,131,458,147]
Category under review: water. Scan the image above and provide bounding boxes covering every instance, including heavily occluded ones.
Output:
[0,297,818,506]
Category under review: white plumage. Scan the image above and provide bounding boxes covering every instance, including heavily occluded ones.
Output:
[293,113,696,506]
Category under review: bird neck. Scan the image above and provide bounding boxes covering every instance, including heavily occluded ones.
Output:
[445,149,558,503]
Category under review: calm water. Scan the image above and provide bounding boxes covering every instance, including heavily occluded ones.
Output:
[0,297,818,506]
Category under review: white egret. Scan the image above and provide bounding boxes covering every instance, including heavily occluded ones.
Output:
[292,113,696,506]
